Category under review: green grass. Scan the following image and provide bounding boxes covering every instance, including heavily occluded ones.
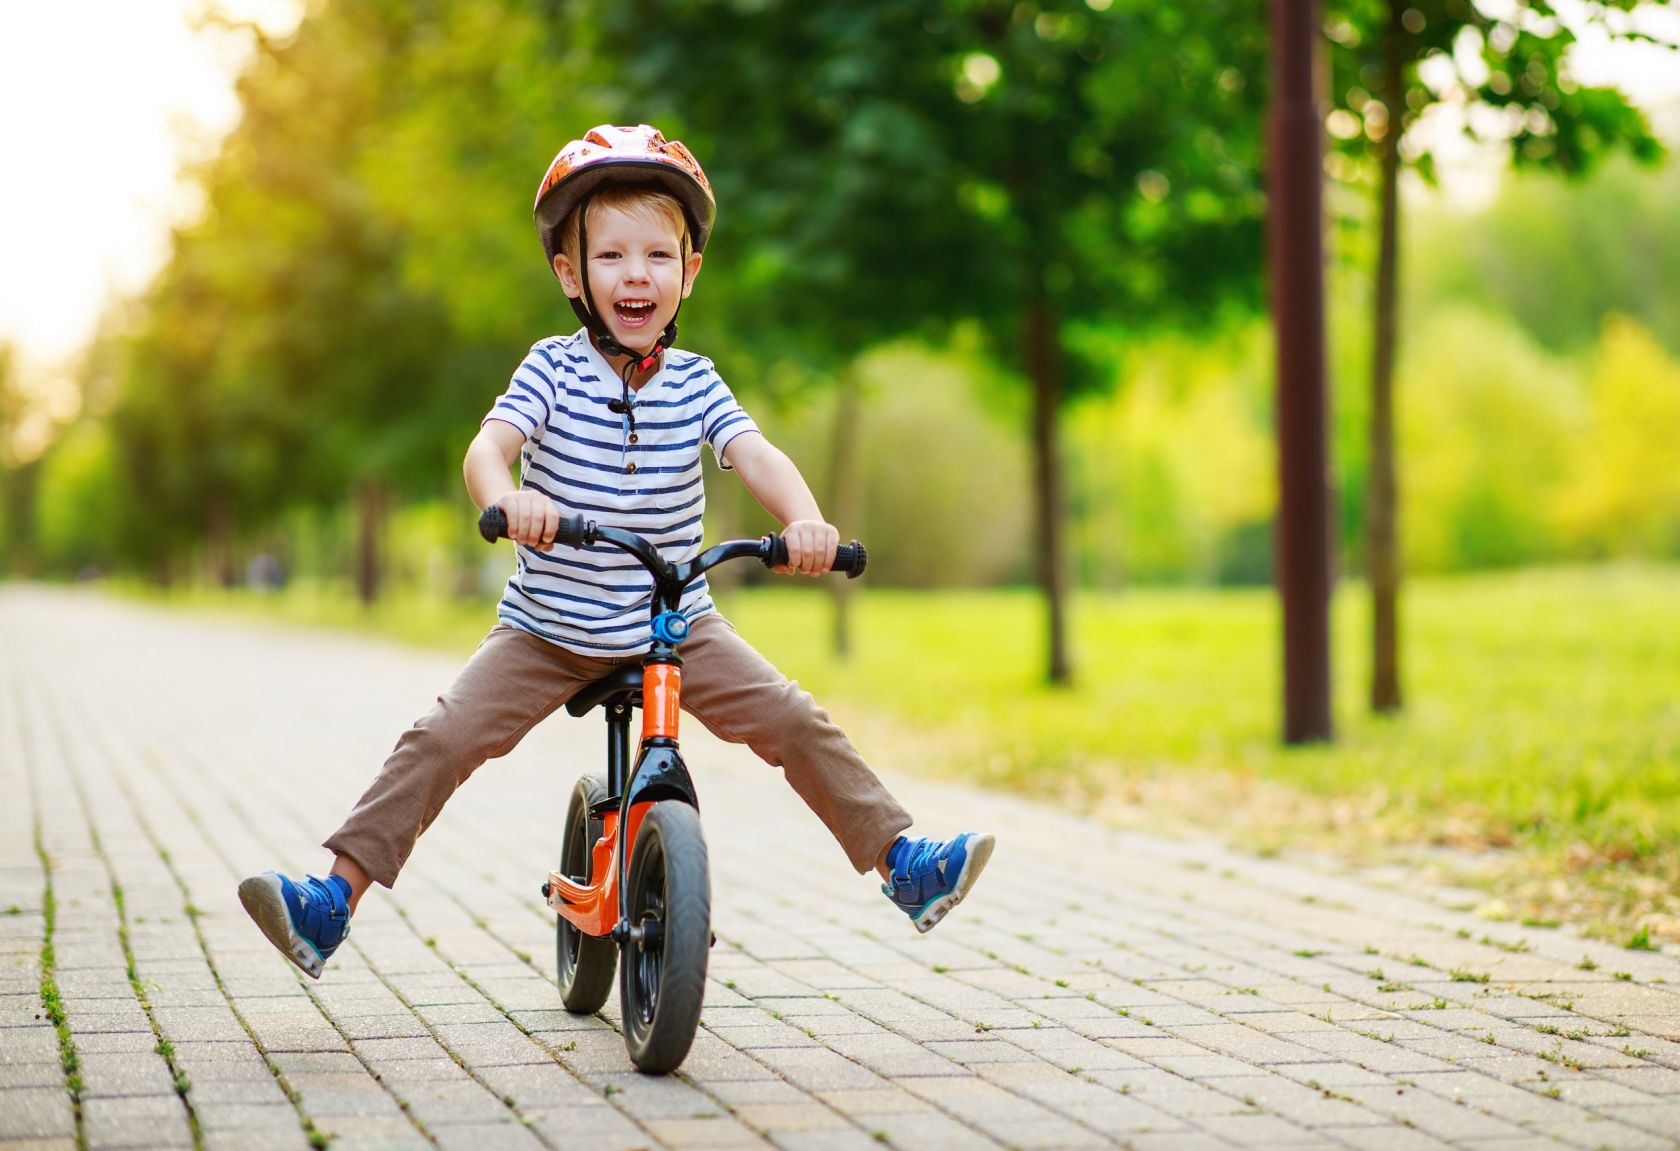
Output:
[33,837,83,1148]
[734,567,1679,939]
[725,567,1680,859]
[121,563,1679,939]
[752,575,1668,824]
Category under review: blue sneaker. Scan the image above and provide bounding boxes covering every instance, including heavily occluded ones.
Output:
[237,872,352,979]
[882,833,994,933]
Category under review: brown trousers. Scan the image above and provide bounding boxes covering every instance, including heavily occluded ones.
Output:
[324,613,912,887]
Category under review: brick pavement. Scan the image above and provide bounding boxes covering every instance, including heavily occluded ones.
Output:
[2,584,1679,1151]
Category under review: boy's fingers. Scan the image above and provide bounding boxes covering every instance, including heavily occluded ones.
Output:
[804,532,835,575]
[516,504,539,548]
[498,495,557,550]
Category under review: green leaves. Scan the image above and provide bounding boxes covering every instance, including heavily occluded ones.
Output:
[1324,0,1668,181]
[606,0,1270,376]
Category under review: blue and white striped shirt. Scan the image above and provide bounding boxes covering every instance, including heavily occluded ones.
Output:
[483,330,759,655]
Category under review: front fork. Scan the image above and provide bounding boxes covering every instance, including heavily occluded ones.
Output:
[610,740,696,944]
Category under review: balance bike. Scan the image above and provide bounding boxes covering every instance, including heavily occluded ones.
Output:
[479,506,865,1072]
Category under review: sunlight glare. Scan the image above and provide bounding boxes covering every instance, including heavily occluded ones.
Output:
[0,1,301,364]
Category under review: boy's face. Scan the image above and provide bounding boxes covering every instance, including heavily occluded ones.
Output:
[553,203,703,356]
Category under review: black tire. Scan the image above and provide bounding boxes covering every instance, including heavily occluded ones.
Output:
[620,801,710,1073]
[556,774,616,1013]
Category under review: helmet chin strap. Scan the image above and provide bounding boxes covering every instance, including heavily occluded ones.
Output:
[568,191,685,380]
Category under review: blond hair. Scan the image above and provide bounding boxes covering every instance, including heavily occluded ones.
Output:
[555,185,690,270]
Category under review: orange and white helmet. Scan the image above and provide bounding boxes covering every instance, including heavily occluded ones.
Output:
[533,124,716,265]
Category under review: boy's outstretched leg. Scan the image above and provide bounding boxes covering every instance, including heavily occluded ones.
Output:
[241,626,615,978]
[877,832,995,934]
[677,615,995,933]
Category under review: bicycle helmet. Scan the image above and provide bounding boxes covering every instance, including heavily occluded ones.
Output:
[534,125,716,373]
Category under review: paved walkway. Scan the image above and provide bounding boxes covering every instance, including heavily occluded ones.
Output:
[3,585,1679,1151]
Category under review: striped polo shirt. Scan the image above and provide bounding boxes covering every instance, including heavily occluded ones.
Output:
[483,329,759,655]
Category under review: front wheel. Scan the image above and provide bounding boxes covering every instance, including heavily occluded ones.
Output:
[620,801,710,1073]
[556,774,616,1012]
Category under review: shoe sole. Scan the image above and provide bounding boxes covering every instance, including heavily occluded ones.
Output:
[913,834,995,934]
[238,874,328,979]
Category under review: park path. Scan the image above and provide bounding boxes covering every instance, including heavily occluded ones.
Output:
[3,584,1679,1151]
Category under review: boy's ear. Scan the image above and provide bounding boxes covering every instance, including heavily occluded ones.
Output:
[552,253,583,299]
[681,250,703,299]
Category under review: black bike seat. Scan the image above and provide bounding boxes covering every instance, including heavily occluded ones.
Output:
[565,665,645,717]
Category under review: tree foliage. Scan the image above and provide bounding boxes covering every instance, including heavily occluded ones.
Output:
[1557,316,1680,556]
[1404,150,1680,353]
[1324,0,1666,181]
[604,0,1268,377]
[1321,0,1672,712]
[87,0,602,579]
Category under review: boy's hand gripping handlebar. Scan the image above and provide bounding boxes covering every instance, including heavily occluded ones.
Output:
[476,505,868,578]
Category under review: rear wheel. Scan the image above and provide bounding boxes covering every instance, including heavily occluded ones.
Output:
[556,774,616,1012]
[620,801,710,1073]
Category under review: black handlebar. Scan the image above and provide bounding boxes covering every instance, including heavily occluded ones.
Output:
[477,505,867,579]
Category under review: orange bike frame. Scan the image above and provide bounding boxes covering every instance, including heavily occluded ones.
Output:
[640,662,681,742]
[546,660,683,936]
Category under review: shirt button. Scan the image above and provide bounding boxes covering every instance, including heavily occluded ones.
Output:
[626,462,637,474]
[629,433,639,444]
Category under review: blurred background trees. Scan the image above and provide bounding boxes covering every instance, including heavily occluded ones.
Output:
[2,0,1678,652]
[1325,0,1668,714]
[600,0,1270,683]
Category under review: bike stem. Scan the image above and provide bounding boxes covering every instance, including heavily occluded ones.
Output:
[588,524,771,612]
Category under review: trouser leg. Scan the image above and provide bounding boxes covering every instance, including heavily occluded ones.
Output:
[677,612,912,873]
[323,625,616,888]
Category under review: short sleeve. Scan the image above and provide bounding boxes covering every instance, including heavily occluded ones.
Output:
[696,362,759,470]
[483,343,562,444]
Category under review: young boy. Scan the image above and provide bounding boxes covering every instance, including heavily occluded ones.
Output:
[238,124,993,979]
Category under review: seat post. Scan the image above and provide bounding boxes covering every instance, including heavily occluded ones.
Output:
[605,700,632,798]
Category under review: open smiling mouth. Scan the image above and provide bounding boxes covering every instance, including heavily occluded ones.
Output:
[615,299,656,326]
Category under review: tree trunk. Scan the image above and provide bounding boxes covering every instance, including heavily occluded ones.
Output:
[1026,292,1071,686]
[1269,0,1335,742]
[1,460,38,577]
[207,497,237,588]
[1369,0,1404,713]
[355,478,385,607]
[826,365,863,660]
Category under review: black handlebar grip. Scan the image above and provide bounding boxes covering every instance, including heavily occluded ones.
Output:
[834,541,867,579]
[478,505,508,542]
[554,514,589,546]
[765,535,867,579]
[479,506,592,547]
